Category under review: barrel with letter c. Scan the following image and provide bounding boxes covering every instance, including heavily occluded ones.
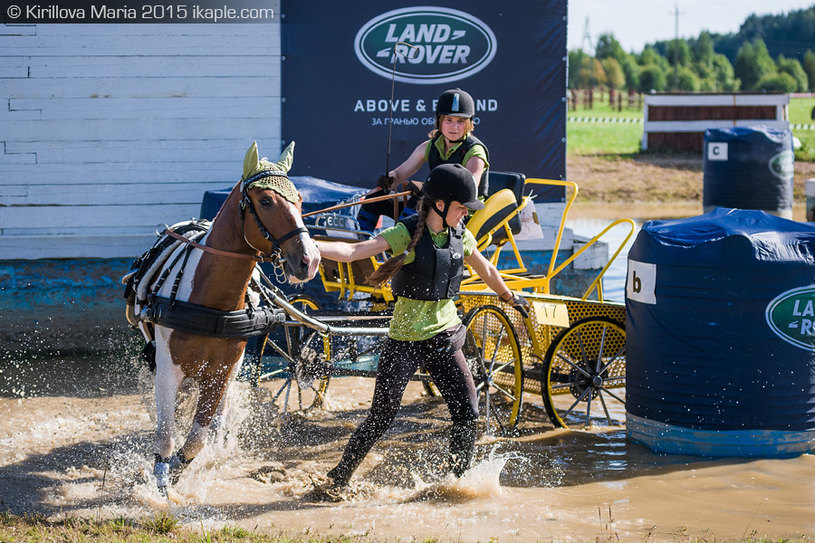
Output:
[703,126,794,219]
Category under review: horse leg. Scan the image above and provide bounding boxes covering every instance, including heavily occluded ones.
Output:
[153,341,185,494]
[168,367,232,483]
[209,353,244,446]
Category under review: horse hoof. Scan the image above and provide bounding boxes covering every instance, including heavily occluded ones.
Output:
[154,461,171,493]
[167,452,191,485]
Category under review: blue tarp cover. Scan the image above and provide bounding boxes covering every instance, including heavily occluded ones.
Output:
[626,208,815,431]
[703,126,794,211]
[200,176,367,220]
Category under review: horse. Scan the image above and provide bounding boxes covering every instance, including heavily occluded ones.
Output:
[126,141,320,494]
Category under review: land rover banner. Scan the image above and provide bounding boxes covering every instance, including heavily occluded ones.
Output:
[281,0,567,200]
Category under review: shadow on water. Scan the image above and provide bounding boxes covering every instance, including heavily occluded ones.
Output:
[0,347,143,399]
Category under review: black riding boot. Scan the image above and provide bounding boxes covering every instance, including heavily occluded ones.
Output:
[449,419,478,477]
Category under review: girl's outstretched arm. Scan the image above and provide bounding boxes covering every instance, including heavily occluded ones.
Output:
[465,250,530,317]
[465,249,514,298]
[315,235,391,263]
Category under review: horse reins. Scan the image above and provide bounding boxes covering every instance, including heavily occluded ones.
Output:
[163,229,278,263]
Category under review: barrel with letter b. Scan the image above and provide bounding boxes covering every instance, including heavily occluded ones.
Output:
[625,208,815,457]
[703,126,794,219]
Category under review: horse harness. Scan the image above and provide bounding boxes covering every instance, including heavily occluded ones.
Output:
[124,222,287,340]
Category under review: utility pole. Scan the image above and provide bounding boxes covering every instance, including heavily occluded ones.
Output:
[672,0,682,90]
[582,16,593,55]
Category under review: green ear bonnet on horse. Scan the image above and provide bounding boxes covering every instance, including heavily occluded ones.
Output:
[241,141,300,205]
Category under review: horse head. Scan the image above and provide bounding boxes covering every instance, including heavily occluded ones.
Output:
[241,141,320,283]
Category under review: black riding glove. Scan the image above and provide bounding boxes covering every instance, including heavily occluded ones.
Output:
[501,292,530,319]
[405,180,423,196]
[377,174,395,190]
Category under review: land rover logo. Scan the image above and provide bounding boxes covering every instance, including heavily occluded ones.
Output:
[354,7,497,85]
[768,150,794,180]
[765,285,815,351]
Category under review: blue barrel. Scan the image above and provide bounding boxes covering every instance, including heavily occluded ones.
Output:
[703,126,794,219]
[625,208,815,457]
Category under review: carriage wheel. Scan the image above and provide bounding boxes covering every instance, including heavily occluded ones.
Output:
[259,295,331,412]
[462,305,524,436]
[542,317,626,429]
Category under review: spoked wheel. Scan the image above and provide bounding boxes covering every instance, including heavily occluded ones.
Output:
[542,316,626,429]
[462,305,524,436]
[258,295,331,412]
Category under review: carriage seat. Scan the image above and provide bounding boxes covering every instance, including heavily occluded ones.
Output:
[483,171,526,244]
[467,171,527,250]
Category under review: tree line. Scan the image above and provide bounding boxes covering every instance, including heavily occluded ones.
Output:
[569,6,815,93]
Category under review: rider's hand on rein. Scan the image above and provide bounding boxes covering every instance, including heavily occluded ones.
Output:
[501,291,530,319]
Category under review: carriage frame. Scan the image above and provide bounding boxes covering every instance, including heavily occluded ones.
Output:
[251,177,635,434]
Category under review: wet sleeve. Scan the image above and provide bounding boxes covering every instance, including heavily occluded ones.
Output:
[380,222,411,255]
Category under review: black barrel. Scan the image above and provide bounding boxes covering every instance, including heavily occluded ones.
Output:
[703,126,794,219]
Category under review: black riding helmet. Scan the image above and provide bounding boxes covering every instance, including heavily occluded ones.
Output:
[424,163,485,219]
[436,88,475,120]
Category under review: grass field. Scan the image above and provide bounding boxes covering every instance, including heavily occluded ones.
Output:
[1,512,812,543]
[566,121,642,155]
[567,95,815,161]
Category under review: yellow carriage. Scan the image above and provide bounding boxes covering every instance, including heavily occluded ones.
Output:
[254,174,634,433]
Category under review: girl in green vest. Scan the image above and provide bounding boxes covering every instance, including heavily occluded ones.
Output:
[314,163,527,501]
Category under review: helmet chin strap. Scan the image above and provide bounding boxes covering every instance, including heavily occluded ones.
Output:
[429,199,450,220]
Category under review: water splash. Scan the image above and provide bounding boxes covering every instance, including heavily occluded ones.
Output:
[404,454,507,503]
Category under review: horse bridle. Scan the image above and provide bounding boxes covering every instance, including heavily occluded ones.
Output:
[239,172,309,265]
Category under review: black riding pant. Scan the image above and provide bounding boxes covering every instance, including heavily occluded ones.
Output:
[328,325,479,485]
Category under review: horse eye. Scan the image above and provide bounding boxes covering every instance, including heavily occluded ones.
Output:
[259,197,272,207]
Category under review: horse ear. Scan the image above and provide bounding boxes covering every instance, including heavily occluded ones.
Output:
[276,141,295,174]
[243,141,260,179]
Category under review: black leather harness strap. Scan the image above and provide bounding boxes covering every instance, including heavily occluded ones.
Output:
[141,296,286,338]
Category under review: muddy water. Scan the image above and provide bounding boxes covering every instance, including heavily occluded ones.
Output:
[1,351,814,542]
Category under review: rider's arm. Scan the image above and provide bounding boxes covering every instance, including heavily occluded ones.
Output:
[463,156,486,189]
[465,248,530,317]
[316,235,390,263]
[389,141,429,187]
[464,249,513,300]
[462,144,489,196]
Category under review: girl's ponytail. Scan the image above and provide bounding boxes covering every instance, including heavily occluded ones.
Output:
[365,199,430,288]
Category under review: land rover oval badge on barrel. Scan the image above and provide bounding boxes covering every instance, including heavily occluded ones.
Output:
[766,285,815,351]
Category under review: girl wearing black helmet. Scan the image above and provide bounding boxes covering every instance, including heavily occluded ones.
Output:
[314,163,527,501]
[357,88,489,231]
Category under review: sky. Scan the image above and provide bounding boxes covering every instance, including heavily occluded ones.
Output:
[567,0,815,53]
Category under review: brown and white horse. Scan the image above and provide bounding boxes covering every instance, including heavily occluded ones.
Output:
[138,142,320,493]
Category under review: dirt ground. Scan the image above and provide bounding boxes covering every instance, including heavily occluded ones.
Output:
[566,153,815,221]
